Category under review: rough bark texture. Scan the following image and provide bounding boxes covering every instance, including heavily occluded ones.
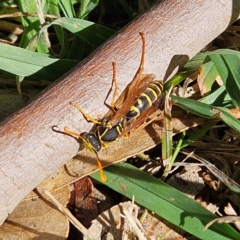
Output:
[0,0,239,224]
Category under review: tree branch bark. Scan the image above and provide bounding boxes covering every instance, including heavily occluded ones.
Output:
[0,0,239,224]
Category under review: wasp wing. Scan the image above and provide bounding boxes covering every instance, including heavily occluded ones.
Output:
[120,93,165,136]
[109,73,156,125]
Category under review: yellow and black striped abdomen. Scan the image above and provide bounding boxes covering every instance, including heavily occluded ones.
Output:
[126,80,163,118]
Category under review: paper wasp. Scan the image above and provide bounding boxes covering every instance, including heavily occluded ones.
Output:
[63,32,164,182]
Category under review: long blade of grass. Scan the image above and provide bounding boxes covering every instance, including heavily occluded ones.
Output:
[172,96,240,133]
[180,122,217,148]
[91,163,240,239]
[0,43,78,80]
[171,95,216,118]
[39,17,115,47]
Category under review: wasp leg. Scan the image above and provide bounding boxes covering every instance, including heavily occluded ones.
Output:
[132,32,146,81]
[70,102,101,125]
[103,62,118,113]
[101,142,109,148]
[95,152,107,182]
[110,62,118,111]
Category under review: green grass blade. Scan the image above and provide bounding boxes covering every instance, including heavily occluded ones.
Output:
[40,17,115,47]
[200,86,232,107]
[181,122,217,148]
[208,50,240,108]
[0,43,77,80]
[58,0,75,18]
[171,95,216,118]
[172,96,240,134]
[68,36,85,61]
[79,0,99,19]
[18,0,49,53]
[212,107,240,133]
[165,52,208,90]
[91,163,240,239]
[48,0,70,58]
[198,58,218,95]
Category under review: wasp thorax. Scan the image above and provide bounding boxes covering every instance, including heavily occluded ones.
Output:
[83,132,101,152]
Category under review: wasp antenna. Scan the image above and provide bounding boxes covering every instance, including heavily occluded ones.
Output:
[53,125,73,136]
[64,126,83,139]
[52,125,60,132]
[95,153,107,182]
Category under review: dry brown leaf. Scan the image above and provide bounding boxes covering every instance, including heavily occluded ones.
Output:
[224,203,240,231]
[0,186,70,239]
[68,178,98,239]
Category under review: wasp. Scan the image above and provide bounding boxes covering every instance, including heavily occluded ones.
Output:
[63,32,164,182]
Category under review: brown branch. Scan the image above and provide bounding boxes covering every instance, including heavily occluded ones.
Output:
[0,0,239,224]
